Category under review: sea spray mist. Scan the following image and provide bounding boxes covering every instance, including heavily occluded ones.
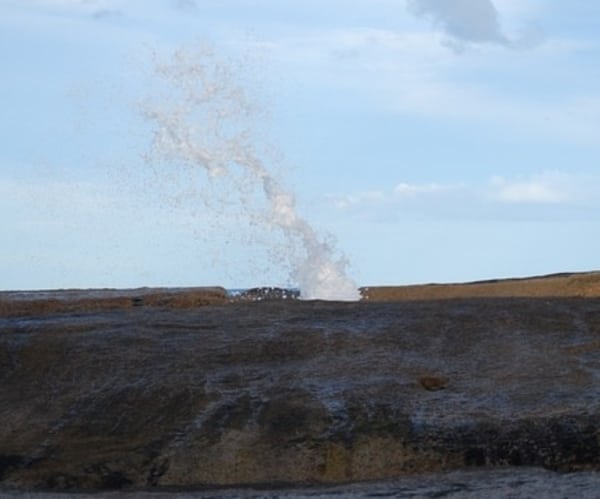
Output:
[142,45,359,300]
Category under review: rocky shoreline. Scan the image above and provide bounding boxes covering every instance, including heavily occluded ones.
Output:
[2,271,600,319]
[1,273,600,492]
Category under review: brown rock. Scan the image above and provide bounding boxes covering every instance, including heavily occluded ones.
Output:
[419,376,449,391]
[0,287,227,318]
[360,271,600,301]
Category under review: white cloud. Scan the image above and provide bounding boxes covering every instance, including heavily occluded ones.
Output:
[329,172,599,220]
[329,190,386,209]
[329,182,463,210]
[329,181,463,210]
[259,25,600,145]
[395,181,459,196]
[489,172,572,204]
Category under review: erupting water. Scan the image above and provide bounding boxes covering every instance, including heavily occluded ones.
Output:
[142,46,359,301]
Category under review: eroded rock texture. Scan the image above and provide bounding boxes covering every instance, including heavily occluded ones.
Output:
[1,284,600,491]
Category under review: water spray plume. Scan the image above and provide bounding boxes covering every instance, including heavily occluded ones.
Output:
[142,46,359,301]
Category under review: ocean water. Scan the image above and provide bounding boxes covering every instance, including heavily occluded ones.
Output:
[3,468,600,498]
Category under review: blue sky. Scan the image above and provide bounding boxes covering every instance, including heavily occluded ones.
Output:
[2,0,600,290]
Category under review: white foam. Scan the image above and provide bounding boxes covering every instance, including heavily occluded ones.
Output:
[142,46,359,301]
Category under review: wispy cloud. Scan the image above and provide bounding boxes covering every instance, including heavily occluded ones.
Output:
[27,0,96,5]
[490,174,565,204]
[329,190,386,209]
[395,182,459,196]
[328,181,463,211]
[330,181,464,209]
[329,172,599,221]
[406,0,544,51]
[170,0,197,11]
[92,8,122,20]
[23,0,124,21]
[260,25,599,145]
[407,0,508,45]
[0,176,118,227]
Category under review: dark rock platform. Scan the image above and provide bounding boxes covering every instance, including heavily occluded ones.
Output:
[1,275,600,491]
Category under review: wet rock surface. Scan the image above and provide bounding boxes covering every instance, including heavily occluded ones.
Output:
[1,281,600,492]
[231,287,301,302]
[4,467,600,498]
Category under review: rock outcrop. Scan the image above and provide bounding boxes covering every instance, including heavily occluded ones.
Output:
[0,287,227,318]
[361,271,600,301]
[1,274,600,491]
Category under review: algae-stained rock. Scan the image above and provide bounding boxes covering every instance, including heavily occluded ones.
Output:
[1,289,600,491]
[361,271,600,301]
[0,287,227,318]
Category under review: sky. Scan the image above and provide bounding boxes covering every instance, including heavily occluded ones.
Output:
[2,0,600,290]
